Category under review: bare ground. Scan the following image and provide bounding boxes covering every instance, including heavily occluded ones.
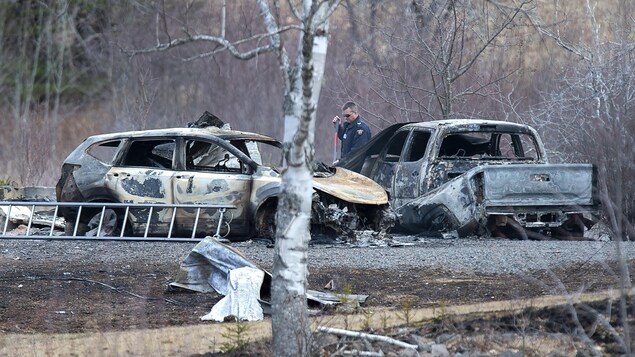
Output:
[1,258,627,335]
[0,239,633,356]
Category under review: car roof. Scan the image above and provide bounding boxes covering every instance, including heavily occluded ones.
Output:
[400,119,535,132]
[84,127,280,144]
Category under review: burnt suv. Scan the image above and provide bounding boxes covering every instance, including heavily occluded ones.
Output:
[56,127,395,239]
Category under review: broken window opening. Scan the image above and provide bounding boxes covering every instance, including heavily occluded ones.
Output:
[438,132,539,160]
[384,131,409,162]
[518,134,539,160]
[121,139,175,169]
[405,131,431,162]
[186,140,246,174]
[252,141,285,172]
[230,140,263,165]
[87,140,122,164]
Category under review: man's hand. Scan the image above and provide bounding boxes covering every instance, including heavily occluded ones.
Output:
[332,115,341,125]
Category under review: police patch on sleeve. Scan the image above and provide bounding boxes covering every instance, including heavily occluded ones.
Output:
[357,129,364,135]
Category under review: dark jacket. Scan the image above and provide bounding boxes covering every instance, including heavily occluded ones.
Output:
[337,116,371,160]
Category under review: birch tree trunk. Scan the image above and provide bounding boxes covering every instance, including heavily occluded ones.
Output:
[128,1,339,354]
[272,2,331,355]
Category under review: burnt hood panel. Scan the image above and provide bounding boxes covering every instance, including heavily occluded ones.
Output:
[313,167,388,205]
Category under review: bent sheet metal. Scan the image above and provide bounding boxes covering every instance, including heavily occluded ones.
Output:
[169,237,369,310]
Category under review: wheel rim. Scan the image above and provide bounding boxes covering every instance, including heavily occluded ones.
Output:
[86,209,118,237]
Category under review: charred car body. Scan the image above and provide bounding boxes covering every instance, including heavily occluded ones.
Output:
[56,127,395,240]
[339,119,600,239]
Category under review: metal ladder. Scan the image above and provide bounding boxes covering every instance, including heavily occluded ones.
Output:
[0,201,235,242]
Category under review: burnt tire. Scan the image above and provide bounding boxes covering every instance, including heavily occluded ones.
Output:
[64,220,89,236]
[67,207,131,237]
[255,201,277,240]
[551,214,586,240]
[421,205,459,234]
[86,208,119,237]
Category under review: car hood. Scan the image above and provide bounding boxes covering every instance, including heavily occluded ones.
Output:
[312,167,388,205]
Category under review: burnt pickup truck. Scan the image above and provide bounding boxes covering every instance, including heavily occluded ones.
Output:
[339,119,600,239]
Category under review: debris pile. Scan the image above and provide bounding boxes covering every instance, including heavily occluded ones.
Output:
[0,204,65,236]
[170,237,369,321]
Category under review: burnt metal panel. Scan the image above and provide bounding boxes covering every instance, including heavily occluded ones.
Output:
[338,123,409,173]
[481,164,594,206]
[169,237,368,307]
[313,167,388,205]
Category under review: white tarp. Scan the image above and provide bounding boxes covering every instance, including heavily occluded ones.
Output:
[169,237,369,315]
[200,266,265,322]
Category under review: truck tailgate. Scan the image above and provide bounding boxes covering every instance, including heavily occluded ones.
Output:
[481,164,594,206]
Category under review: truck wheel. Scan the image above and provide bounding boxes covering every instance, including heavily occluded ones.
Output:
[421,205,459,233]
[552,214,585,239]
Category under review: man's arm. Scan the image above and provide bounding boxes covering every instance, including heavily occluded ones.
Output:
[336,122,347,140]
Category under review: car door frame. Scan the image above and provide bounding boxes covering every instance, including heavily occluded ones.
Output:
[369,129,411,198]
[392,128,434,206]
[107,136,178,235]
[172,134,259,237]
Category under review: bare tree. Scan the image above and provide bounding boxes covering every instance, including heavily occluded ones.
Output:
[336,0,531,123]
[127,1,340,355]
[0,1,112,184]
[523,0,635,352]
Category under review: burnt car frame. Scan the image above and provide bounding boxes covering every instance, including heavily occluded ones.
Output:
[56,127,394,239]
[339,119,600,239]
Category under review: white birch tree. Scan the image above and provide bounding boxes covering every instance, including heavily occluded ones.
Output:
[127,1,340,355]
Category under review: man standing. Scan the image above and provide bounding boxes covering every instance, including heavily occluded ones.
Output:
[332,101,371,163]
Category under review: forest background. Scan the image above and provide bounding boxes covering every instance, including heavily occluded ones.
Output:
[1,0,634,237]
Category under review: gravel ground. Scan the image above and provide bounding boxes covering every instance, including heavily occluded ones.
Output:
[1,234,632,274]
[2,226,632,356]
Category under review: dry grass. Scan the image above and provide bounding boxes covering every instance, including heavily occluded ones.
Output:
[0,288,628,356]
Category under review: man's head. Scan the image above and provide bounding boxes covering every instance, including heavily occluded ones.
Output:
[341,101,359,123]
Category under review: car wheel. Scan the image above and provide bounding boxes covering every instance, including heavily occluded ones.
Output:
[83,208,132,237]
[64,220,89,236]
[255,200,277,240]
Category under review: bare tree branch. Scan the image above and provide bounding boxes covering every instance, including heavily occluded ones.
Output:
[123,25,300,61]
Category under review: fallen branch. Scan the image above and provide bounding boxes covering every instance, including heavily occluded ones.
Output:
[317,326,418,350]
[342,350,385,356]
[7,275,186,305]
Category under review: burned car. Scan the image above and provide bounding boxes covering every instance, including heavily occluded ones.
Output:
[56,127,395,239]
[339,119,600,239]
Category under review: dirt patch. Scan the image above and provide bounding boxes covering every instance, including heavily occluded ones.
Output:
[0,252,630,335]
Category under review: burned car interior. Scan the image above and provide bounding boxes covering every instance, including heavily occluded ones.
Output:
[186,140,247,173]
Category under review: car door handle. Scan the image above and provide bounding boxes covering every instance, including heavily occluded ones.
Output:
[176,175,191,179]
